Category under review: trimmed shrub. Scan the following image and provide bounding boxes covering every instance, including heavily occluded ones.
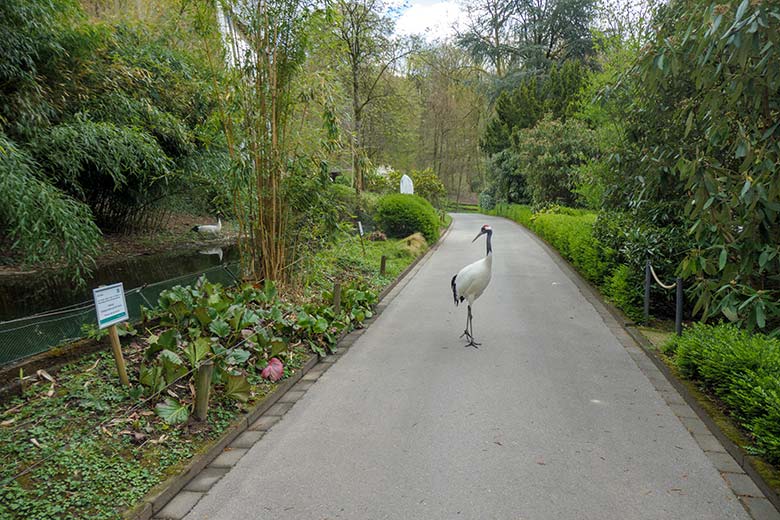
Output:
[665,324,780,465]
[604,264,642,321]
[530,211,611,284]
[376,194,439,243]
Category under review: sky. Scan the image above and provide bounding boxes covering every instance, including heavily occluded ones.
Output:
[392,0,466,41]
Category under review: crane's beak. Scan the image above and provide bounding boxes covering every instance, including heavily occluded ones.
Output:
[472,230,486,242]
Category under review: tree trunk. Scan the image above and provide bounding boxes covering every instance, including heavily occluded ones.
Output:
[352,64,363,194]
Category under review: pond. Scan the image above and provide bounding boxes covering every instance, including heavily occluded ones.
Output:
[0,244,240,322]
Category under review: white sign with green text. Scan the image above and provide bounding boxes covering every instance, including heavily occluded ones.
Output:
[93,283,129,329]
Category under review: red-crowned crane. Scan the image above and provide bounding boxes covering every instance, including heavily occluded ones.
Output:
[451,224,493,348]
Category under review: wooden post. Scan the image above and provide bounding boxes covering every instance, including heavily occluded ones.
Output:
[195,360,214,421]
[333,282,341,315]
[380,255,387,276]
[108,325,130,387]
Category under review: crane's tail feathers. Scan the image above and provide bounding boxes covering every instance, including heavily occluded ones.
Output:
[190,226,199,232]
[451,274,459,306]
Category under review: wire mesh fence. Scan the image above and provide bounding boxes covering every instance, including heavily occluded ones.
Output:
[0,263,240,366]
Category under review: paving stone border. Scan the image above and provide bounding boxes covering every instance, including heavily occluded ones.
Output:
[125,222,453,520]
[510,218,780,520]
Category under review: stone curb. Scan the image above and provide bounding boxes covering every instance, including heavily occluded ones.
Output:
[130,221,453,520]
[125,353,318,520]
[497,215,780,520]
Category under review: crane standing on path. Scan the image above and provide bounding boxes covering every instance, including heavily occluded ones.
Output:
[451,224,493,348]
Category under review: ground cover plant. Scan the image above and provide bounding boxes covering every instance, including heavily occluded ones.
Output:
[662,324,780,467]
[0,264,397,519]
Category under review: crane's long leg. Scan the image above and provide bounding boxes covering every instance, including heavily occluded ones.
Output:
[459,305,471,341]
[464,305,480,348]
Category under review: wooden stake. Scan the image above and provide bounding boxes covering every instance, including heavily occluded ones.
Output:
[380,255,387,276]
[108,325,130,387]
[333,282,341,315]
[195,360,214,421]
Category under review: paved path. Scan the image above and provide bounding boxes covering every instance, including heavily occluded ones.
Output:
[182,213,759,520]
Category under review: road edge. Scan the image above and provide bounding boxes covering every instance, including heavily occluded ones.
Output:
[497,215,780,520]
[130,221,453,520]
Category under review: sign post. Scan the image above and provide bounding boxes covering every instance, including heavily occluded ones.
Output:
[93,283,130,386]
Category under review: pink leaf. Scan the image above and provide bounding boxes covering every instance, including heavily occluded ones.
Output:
[261,358,284,382]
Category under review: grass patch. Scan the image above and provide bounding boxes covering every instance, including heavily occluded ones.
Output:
[0,343,310,519]
[302,231,428,296]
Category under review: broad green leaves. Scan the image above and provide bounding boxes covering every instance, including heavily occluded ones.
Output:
[622,0,780,333]
[156,398,189,424]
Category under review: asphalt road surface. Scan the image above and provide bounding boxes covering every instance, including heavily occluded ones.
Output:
[185,213,750,520]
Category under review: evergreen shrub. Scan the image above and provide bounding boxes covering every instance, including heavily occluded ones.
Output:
[376,194,439,243]
[664,324,780,465]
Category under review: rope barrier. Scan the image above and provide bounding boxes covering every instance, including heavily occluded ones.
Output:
[648,263,677,290]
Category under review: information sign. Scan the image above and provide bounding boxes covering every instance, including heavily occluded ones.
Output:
[93,283,129,329]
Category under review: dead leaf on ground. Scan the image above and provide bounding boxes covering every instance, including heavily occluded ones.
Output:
[36,369,56,384]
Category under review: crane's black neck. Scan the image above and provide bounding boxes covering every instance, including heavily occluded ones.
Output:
[486,229,493,256]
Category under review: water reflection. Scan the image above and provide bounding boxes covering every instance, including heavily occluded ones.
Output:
[199,247,224,262]
[0,244,239,321]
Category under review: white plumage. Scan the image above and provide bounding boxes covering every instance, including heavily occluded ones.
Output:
[191,217,222,235]
[451,224,493,347]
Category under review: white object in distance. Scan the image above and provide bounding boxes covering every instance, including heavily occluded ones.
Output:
[400,174,414,194]
[192,217,222,235]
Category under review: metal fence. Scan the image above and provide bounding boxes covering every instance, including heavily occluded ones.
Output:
[0,263,240,366]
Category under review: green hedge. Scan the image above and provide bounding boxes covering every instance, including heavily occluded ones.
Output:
[492,203,642,319]
[664,324,780,465]
[376,194,439,243]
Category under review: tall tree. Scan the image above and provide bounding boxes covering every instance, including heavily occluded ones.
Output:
[457,0,597,76]
[412,45,485,198]
[457,0,517,76]
[333,0,410,193]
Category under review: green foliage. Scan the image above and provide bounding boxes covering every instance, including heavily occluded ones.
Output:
[481,78,544,155]
[603,264,643,321]
[0,0,228,279]
[493,203,652,321]
[376,194,440,243]
[529,209,611,283]
[481,60,590,157]
[486,149,527,204]
[665,323,780,465]
[0,134,101,282]
[615,0,780,333]
[456,0,596,75]
[0,349,227,520]
[382,168,447,208]
[514,116,597,207]
[479,192,495,212]
[141,272,381,417]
